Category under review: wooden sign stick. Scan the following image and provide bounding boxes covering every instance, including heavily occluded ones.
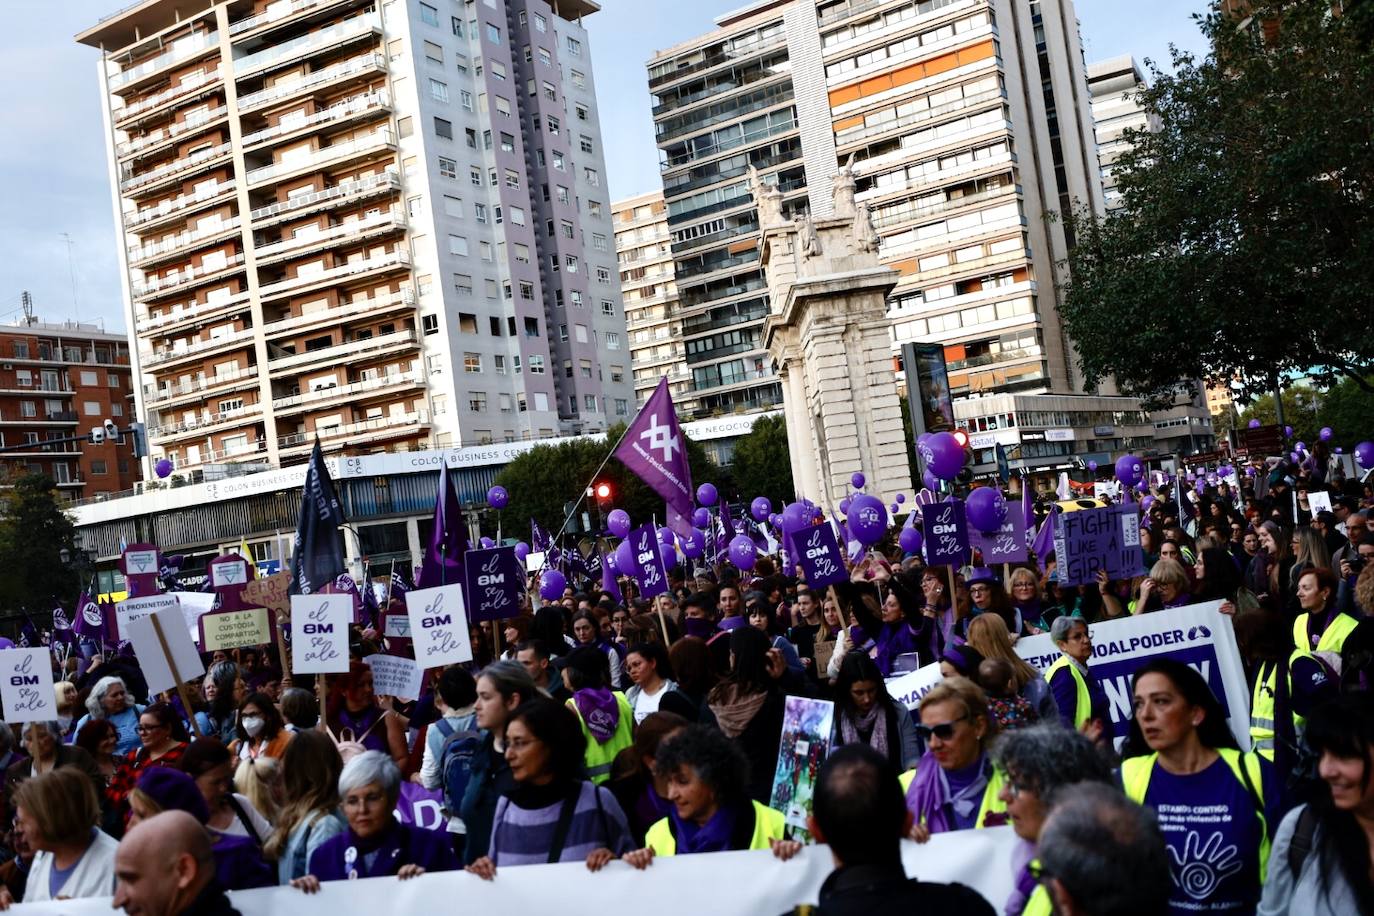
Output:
[151,614,202,739]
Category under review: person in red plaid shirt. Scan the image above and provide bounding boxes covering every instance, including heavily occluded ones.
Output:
[106,704,190,824]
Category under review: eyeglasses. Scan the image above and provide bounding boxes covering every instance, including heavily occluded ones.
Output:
[915,714,969,742]
[134,723,164,733]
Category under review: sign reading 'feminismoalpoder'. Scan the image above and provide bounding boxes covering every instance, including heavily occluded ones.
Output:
[405,583,474,668]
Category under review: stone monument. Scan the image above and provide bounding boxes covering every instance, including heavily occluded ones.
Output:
[757,170,913,510]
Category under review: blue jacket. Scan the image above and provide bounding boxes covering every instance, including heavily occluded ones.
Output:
[307,821,459,882]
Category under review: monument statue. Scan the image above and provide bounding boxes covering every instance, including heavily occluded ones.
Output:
[854,201,880,254]
[747,165,785,229]
[794,212,822,259]
[831,153,858,219]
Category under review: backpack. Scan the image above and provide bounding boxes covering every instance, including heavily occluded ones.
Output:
[433,714,482,816]
[326,710,389,763]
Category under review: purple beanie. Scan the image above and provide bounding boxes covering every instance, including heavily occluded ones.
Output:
[135,767,210,823]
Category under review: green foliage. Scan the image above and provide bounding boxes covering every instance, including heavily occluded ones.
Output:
[1239,376,1374,449]
[729,414,795,508]
[0,474,80,615]
[492,422,728,537]
[1061,1,1374,406]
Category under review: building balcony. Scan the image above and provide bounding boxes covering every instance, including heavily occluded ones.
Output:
[253,207,406,267]
[262,286,414,339]
[236,52,386,113]
[868,182,1019,231]
[136,291,251,334]
[229,0,362,39]
[232,14,381,78]
[143,333,252,370]
[147,404,260,441]
[648,30,787,93]
[835,88,1008,150]
[241,90,391,151]
[0,447,84,459]
[109,32,220,93]
[661,117,798,172]
[244,128,395,188]
[0,414,79,426]
[172,438,269,467]
[0,381,74,396]
[113,67,222,127]
[249,169,399,226]
[257,247,410,302]
[124,180,236,232]
[267,329,417,374]
[117,107,229,161]
[119,142,234,197]
[131,252,246,302]
[127,216,242,268]
[271,369,422,414]
[142,366,260,407]
[277,408,429,452]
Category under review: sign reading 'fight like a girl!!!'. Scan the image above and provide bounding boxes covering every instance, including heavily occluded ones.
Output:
[405,583,474,668]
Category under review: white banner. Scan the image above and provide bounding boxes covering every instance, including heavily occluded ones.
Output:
[886,662,944,711]
[364,654,423,702]
[1015,601,1251,750]
[12,827,1016,916]
[0,648,57,723]
[115,594,180,642]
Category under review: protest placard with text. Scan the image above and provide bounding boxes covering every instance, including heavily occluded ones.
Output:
[199,607,274,651]
[1052,504,1142,586]
[921,499,970,567]
[116,594,179,641]
[406,584,474,668]
[463,546,524,622]
[627,523,669,599]
[289,595,351,674]
[0,648,57,723]
[364,653,424,701]
[970,512,1028,564]
[791,523,847,588]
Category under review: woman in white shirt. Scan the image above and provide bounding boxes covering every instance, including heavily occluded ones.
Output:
[624,642,679,724]
[180,738,273,846]
[1,768,117,907]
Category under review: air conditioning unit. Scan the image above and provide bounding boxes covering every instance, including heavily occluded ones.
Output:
[2,364,11,370]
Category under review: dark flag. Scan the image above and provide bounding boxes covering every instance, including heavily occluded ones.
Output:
[416,459,468,590]
[290,440,346,596]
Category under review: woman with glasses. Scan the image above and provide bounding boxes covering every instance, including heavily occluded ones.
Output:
[103,703,189,819]
[1045,617,1109,742]
[290,751,459,891]
[1007,568,1051,634]
[967,568,1024,640]
[899,677,1006,842]
[229,692,293,762]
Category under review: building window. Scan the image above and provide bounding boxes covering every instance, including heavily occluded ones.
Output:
[539,47,553,66]
[615,398,628,416]
[419,3,439,26]
[83,400,100,416]
[524,317,540,337]
[566,36,581,55]
[588,200,603,218]
[494,355,506,374]
[423,40,443,64]
[583,167,599,187]
[443,195,463,217]
[500,132,515,152]
[528,355,544,374]
[470,166,482,186]
[552,151,566,171]
[468,391,487,412]
[534,12,547,32]
[610,365,624,383]
[596,266,611,284]
[486,23,501,44]
[601,299,615,316]
[429,78,449,102]
[91,459,108,475]
[606,332,621,350]
[448,234,469,256]
[465,127,478,148]
[519,280,535,299]
[460,89,473,110]
[422,314,439,335]
[438,157,457,178]
[454,273,473,295]
[464,353,482,373]
[571,69,586,88]
[451,16,464,35]
[556,185,570,204]
[575,104,588,121]
[504,169,520,189]
[546,115,560,135]
[474,203,487,223]
[20,401,35,417]
[579,135,594,154]
[592,233,607,251]
[434,117,453,139]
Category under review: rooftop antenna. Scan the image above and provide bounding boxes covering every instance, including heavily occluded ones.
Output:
[59,232,80,321]
[20,290,35,326]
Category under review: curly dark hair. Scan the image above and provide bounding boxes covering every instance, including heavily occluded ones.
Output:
[507,697,588,784]
[653,724,750,809]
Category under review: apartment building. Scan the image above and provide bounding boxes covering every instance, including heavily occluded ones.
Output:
[0,321,138,500]
[1087,55,1152,210]
[610,191,690,410]
[78,0,631,476]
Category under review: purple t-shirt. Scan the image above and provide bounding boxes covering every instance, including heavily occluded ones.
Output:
[1140,757,1271,915]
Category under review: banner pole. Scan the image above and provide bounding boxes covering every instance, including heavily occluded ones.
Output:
[534,424,634,580]
[151,614,202,740]
[656,597,671,645]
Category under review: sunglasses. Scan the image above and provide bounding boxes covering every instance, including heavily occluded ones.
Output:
[915,713,968,742]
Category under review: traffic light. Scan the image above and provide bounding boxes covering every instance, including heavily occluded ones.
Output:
[953,429,975,487]
[593,481,612,505]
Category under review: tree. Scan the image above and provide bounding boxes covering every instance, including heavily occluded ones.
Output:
[1238,375,1374,449]
[492,423,728,539]
[729,414,795,508]
[0,474,80,617]
[1060,1,1374,407]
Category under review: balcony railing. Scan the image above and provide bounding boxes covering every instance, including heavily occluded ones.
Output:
[114,67,221,124]
[869,183,1018,231]
[233,14,380,77]
[262,287,414,337]
[132,252,245,300]
[245,128,394,186]
[143,366,260,402]
[137,291,251,332]
[835,89,1008,147]
[254,207,404,262]
[109,32,219,91]
[236,53,385,112]
[267,329,417,373]
[241,90,390,148]
[128,216,241,264]
[662,116,798,170]
[143,332,251,368]
[272,370,422,410]
[120,141,232,193]
[124,179,235,228]
[257,247,410,300]
[117,107,225,158]
[278,409,428,449]
[230,0,355,36]
[249,170,399,223]
[147,405,258,439]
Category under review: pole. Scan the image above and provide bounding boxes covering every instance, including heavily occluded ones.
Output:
[1273,375,1285,429]
[533,424,634,578]
[151,614,202,739]
[655,596,670,645]
[316,673,327,731]
[947,566,957,613]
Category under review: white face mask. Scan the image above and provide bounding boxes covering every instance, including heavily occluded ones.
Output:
[241,716,265,738]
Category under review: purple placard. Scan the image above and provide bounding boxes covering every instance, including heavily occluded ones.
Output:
[970,512,1028,564]
[1053,504,1143,586]
[628,523,669,599]
[463,546,524,622]
[921,499,970,567]
[793,523,847,588]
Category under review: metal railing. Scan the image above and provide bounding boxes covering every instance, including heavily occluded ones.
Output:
[236,53,384,111]
[272,370,421,410]
[143,366,259,401]
[241,90,390,147]
[233,14,379,76]
[114,67,222,124]
[136,292,250,332]
[132,252,245,299]
[245,129,394,186]
[110,32,218,90]
[117,108,223,158]
[248,169,398,222]
[262,286,414,336]
[147,405,258,438]
[254,207,405,260]
[144,331,250,367]
[125,179,235,228]
[120,141,232,193]
[230,0,353,36]
[258,247,409,299]
[278,409,429,449]
[267,329,417,372]
[661,116,798,170]
[128,216,241,264]
[835,89,1007,147]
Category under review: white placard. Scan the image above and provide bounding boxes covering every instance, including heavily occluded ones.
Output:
[364,653,424,701]
[128,607,207,696]
[525,551,545,573]
[212,560,249,588]
[405,584,473,668]
[383,613,411,638]
[116,594,180,641]
[123,549,159,576]
[290,594,351,674]
[176,591,216,642]
[1307,490,1333,514]
[885,662,945,711]
[0,648,58,723]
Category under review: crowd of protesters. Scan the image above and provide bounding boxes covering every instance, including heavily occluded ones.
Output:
[0,457,1372,916]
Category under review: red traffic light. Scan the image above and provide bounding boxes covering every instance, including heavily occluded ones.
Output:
[952,429,971,449]
[595,482,612,500]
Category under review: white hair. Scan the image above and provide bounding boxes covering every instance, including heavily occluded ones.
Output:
[338,750,401,802]
[1051,615,1086,645]
[85,676,126,720]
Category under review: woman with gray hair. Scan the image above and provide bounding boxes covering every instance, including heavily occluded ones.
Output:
[991,725,1112,916]
[2,723,104,834]
[289,751,459,891]
[73,676,144,755]
[1044,617,1109,743]
[197,660,244,745]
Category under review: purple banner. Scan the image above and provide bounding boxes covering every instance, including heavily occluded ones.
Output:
[792,523,847,589]
[395,781,447,832]
[970,512,1028,564]
[921,499,970,567]
[614,378,695,534]
[463,546,524,622]
[627,523,669,599]
[1052,504,1143,586]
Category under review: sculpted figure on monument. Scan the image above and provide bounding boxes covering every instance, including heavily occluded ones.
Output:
[832,153,858,219]
[795,212,822,259]
[748,165,785,229]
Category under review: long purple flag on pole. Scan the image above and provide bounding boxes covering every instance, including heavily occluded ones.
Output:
[416,460,469,595]
[614,377,695,537]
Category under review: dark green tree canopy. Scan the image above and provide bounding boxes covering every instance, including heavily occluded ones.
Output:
[1061,0,1374,407]
[729,413,795,510]
[0,474,80,615]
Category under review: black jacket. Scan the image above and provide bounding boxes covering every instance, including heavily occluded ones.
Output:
[783,863,995,916]
[178,880,240,916]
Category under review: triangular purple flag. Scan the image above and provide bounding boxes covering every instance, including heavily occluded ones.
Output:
[1021,474,1035,547]
[417,461,469,593]
[601,552,622,603]
[1030,507,1058,571]
[719,495,737,541]
[614,377,694,535]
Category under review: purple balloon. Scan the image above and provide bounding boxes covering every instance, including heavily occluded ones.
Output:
[155,458,174,479]
[851,472,866,490]
[1295,441,1307,453]
[681,528,705,559]
[607,509,632,539]
[479,537,495,549]
[750,496,772,522]
[1335,447,1344,455]
[838,498,851,515]
[1115,454,1145,487]
[696,483,718,506]
[847,494,888,546]
[658,527,675,545]
[728,534,756,570]
[1284,425,1294,438]
[1141,495,1156,513]
[1136,480,1149,493]
[660,541,678,569]
[1290,451,1301,463]
[966,487,1008,533]
[1355,441,1374,469]
[486,485,509,510]
[1087,460,1099,472]
[1319,426,1334,442]
[895,493,905,504]
[922,469,940,492]
[692,507,711,528]
[889,503,900,514]
[615,539,636,576]
[1248,419,1261,429]
[898,525,923,554]
[782,501,810,531]
[539,570,566,601]
[919,431,966,480]
[514,541,530,562]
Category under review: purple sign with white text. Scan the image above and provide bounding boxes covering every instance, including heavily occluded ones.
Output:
[792,524,847,588]
[921,499,970,567]
[463,546,524,622]
[971,512,1028,564]
[628,523,669,599]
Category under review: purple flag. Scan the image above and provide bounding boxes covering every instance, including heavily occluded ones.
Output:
[1030,507,1058,571]
[718,495,737,542]
[600,553,622,603]
[417,461,469,593]
[614,378,694,536]
[74,583,105,641]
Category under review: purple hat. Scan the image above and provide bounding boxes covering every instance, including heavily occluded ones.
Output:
[717,615,748,632]
[135,767,210,824]
[941,644,986,677]
[966,567,998,586]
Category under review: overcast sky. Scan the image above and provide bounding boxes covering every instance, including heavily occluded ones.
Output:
[1,0,1210,335]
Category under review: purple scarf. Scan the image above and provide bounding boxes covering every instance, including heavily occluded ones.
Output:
[669,803,738,855]
[573,687,620,743]
[904,751,989,835]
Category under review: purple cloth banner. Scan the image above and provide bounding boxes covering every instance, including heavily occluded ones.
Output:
[615,378,694,536]
[921,499,970,567]
[627,523,669,599]
[464,546,524,622]
[395,782,447,832]
[417,461,469,595]
[792,523,847,588]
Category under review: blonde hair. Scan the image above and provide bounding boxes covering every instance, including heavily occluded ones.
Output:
[919,676,996,743]
[234,756,281,825]
[1148,557,1193,594]
[1009,567,1039,589]
[966,614,1039,691]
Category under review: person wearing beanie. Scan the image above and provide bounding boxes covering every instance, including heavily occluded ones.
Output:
[561,646,635,785]
[940,644,986,680]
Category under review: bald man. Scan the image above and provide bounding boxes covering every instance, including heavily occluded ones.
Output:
[113,811,238,916]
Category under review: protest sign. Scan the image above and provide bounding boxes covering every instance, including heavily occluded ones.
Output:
[791,524,847,588]
[627,523,669,599]
[1052,504,1143,586]
[12,826,1018,916]
[463,546,524,622]
[176,592,216,642]
[129,606,205,697]
[383,612,412,639]
[365,653,424,701]
[1307,490,1332,514]
[0,648,57,723]
[121,543,161,597]
[243,571,291,616]
[199,607,274,651]
[406,584,474,668]
[115,594,179,641]
[886,662,945,711]
[396,782,446,833]
[1015,601,1250,749]
[290,595,351,674]
[770,696,834,841]
[211,557,250,588]
[921,499,970,567]
[970,512,1028,564]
